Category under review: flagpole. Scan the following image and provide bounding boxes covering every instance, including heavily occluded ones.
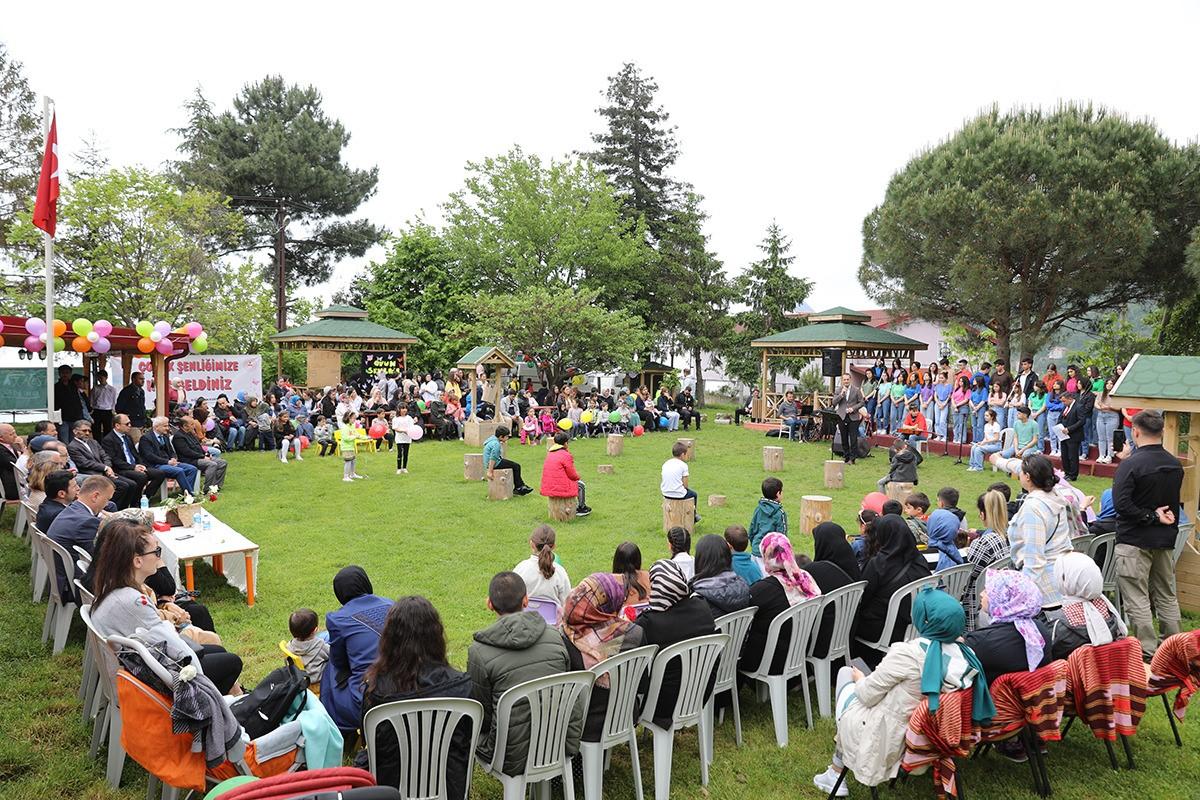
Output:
[42,95,56,426]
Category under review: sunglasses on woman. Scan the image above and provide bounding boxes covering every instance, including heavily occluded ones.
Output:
[139,545,163,558]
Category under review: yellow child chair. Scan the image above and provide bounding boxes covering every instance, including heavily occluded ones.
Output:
[279,641,320,696]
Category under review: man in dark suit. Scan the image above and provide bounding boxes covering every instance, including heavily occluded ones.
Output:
[46,474,114,600]
[139,416,200,495]
[0,423,23,501]
[173,414,227,493]
[115,371,149,443]
[67,420,140,509]
[1058,392,1086,481]
[36,469,79,533]
[833,372,867,465]
[102,413,165,503]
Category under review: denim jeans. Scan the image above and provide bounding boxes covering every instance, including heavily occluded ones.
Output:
[877,399,891,432]
[934,404,949,439]
[297,421,315,440]
[973,408,987,442]
[1037,413,1048,448]
[782,416,800,440]
[224,425,245,450]
[953,408,968,444]
[159,462,200,494]
[970,441,1002,469]
[891,401,905,432]
[1046,410,1061,454]
[1096,410,1120,459]
[1005,407,1019,430]
[1080,413,1093,457]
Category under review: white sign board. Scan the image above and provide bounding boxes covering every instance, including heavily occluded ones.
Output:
[109,355,263,405]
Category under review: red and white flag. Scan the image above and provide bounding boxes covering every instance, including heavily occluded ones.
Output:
[32,113,59,237]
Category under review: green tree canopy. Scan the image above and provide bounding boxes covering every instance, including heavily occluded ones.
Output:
[0,44,40,264]
[469,286,649,388]
[860,104,1199,361]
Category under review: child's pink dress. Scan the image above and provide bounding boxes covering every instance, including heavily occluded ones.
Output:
[540,413,555,436]
[521,417,538,445]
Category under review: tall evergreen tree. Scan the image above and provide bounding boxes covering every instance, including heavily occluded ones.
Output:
[0,44,41,266]
[584,62,680,240]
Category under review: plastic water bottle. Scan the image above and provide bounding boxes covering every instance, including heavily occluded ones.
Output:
[194,509,204,529]
[202,510,212,532]
[139,494,149,512]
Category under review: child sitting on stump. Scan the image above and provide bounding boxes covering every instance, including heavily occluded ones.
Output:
[876,438,922,493]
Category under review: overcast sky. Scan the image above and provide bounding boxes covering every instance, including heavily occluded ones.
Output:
[6,1,1199,311]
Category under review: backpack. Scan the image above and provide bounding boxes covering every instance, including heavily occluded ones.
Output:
[232,661,310,739]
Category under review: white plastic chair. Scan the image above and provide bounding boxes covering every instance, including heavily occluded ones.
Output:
[363,697,484,800]
[27,513,49,602]
[711,606,758,745]
[581,644,658,800]
[75,581,99,721]
[19,499,38,543]
[1090,531,1120,606]
[1173,522,1194,566]
[639,633,728,800]
[80,606,127,787]
[739,598,821,746]
[933,563,974,605]
[476,670,594,800]
[34,531,78,654]
[526,595,561,626]
[805,581,866,718]
[855,573,940,656]
[973,555,1012,628]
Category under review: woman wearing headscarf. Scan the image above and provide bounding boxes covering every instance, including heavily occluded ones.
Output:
[813,587,994,795]
[926,508,964,571]
[963,569,1052,682]
[691,534,751,616]
[1087,487,1117,535]
[740,533,822,674]
[560,573,646,740]
[852,516,932,666]
[634,559,717,729]
[1045,552,1127,660]
[320,565,392,731]
[804,523,860,659]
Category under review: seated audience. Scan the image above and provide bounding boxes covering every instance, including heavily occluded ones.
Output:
[851,508,879,569]
[138,416,201,495]
[102,413,166,502]
[724,524,763,585]
[1087,488,1117,536]
[512,524,572,605]
[468,571,578,775]
[926,508,964,571]
[47,475,115,599]
[902,492,930,545]
[321,566,391,731]
[612,541,650,607]
[1045,551,1127,660]
[173,411,228,493]
[0,423,26,501]
[1009,453,1076,608]
[804,523,860,659]
[36,469,79,533]
[962,569,1052,682]
[143,555,215,634]
[691,534,751,615]
[359,597,473,800]
[852,515,933,666]
[633,560,717,728]
[287,608,331,684]
[741,533,822,673]
[67,420,139,509]
[666,525,694,580]
[962,491,1011,631]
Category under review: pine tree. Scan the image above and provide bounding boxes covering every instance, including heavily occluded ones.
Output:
[0,44,41,265]
[584,63,680,240]
[738,221,812,332]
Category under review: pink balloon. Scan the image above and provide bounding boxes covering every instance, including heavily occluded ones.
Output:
[185,322,203,338]
[408,425,424,441]
[26,317,46,336]
[155,339,174,355]
[93,319,113,337]
[154,320,171,336]
[23,335,43,352]
[0,320,4,334]
[92,337,111,354]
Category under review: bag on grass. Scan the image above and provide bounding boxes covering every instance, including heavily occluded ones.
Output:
[232,662,309,739]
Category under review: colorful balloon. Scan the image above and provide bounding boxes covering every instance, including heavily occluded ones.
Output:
[52,336,66,352]
[299,435,310,450]
[86,331,100,343]
[93,337,111,354]
[572,375,584,386]
[52,319,66,337]
[150,331,163,342]
[185,322,203,338]
[632,425,645,436]
[369,422,387,439]
[72,318,93,337]
[154,321,171,337]
[580,411,593,424]
[658,416,669,428]
[204,418,215,431]
[192,337,208,353]
[417,400,427,411]
[608,411,621,424]
[155,339,174,355]
[409,425,424,441]
[0,334,4,348]
[24,335,43,352]
[26,317,46,336]
[72,336,91,353]
[93,319,113,337]
[135,320,153,337]
[0,320,4,334]
[137,337,155,353]
[557,418,573,431]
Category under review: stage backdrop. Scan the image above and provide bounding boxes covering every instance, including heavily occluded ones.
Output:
[110,355,263,405]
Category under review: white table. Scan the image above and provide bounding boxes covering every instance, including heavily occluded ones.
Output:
[152,509,260,606]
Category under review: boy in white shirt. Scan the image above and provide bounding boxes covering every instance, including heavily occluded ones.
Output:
[660,441,700,523]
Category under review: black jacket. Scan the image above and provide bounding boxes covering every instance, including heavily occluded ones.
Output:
[740,578,793,674]
[1059,401,1086,442]
[101,431,142,472]
[36,498,68,534]
[53,379,84,421]
[634,597,717,728]
[173,431,206,465]
[0,442,19,500]
[115,384,148,427]
[885,444,923,484]
[563,625,647,741]
[138,432,179,467]
[1113,443,1184,550]
[962,619,1052,684]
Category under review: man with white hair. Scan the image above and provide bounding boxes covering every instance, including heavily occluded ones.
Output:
[139,417,201,495]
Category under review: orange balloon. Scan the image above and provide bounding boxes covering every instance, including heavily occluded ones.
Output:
[137,337,155,353]
[0,334,5,348]
[71,336,91,353]
[52,319,67,337]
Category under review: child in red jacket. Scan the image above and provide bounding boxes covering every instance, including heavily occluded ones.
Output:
[539,431,592,516]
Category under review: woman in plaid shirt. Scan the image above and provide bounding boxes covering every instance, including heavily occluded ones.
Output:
[961,490,1011,630]
[1007,454,1077,608]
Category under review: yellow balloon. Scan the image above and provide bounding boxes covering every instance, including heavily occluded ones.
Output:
[580,411,593,424]
[571,375,584,386]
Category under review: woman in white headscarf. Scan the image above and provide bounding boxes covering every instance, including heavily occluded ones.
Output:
[1045,551,1127,660]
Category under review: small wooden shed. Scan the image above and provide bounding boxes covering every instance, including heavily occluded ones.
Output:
[1110,353,1200,611]
[627,361,675,396]
[457,345,516,446]
[269,305,417,389]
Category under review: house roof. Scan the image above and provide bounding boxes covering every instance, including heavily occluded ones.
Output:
[1110,354,1200,411]
[752,321,924,348]
[805,306,872,323]
[457,345,516,369]
[639,361,675,373]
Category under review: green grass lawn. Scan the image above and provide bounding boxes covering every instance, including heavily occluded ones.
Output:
[2,418,1195,799]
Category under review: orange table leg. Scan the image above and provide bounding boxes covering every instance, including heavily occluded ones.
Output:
[184,561,195,592]
[212,554,224,575]
[244,553,255,607]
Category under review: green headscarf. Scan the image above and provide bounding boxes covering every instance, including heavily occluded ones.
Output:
[912,586,996,723]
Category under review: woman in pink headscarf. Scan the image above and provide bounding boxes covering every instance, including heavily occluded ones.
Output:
[739,533,822,673]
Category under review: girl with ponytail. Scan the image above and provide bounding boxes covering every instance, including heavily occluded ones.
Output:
[512,524,571,604]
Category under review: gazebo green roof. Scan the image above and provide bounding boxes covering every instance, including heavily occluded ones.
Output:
[270,305,417,344]
[457,345,516,369]
[1110,354,1200,410]
[805,306,871,323]
[752,322,923,348]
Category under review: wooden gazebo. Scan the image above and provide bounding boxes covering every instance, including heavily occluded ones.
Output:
[627,361,675,396]
[269,305,417,389]
[751,307,922,421]
[456,345,516,446]
[1110,353,1200,611]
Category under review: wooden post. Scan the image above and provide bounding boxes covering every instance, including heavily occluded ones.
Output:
[469,372,478,419]
[488,469,514,500]
[607,434,624,457]
[763,446,784,472]
[824,459,845,489]
[464,453,484,481]
[597,464,614,474]
[800,495,833,534]
[1182,411,1200,524]
[758,348,769,420]
[676,437,695,461]
[662,498,695,533]
[548,495,577,522]
[708,494,727,507]
[885,481,915,502]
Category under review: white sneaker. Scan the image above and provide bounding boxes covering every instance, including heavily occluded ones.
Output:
[396,469,403,475]
[813,766,849,797]
[402,468,408,474]
[296,455,303,461]
[343,477,354,482]
[353,474,367,480]
[280,456,288,464]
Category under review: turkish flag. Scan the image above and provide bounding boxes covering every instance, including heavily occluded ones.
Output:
[32,113,58,237]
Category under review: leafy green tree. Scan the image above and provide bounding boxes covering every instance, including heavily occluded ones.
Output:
[469,286,649,388]
[860,104,1197,361]
[173,78,384,324]
[1067,312,1157,372]
[583,62,681,240]
[442,147,651,316]
[202,262,279,354]
[12,167,243,325]
[0,44,40,265]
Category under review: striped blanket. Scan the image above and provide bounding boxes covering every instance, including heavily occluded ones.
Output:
[1065,636,1148,741]
[1148,629,1200,720]
[979,660,1069,744]
[901,689,979,800]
